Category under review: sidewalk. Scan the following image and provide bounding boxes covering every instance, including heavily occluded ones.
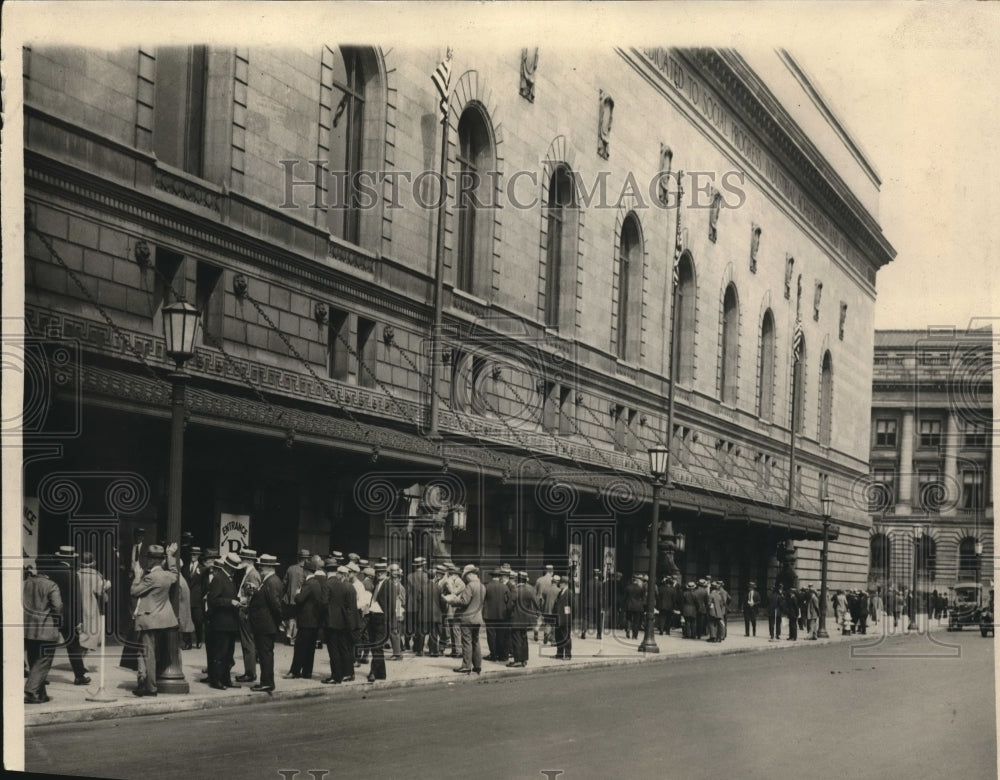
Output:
[23,616,946,727]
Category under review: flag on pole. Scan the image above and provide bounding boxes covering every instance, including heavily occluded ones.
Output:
[672,169,684,289]
[432,49,453,123]
[792,318,804,364]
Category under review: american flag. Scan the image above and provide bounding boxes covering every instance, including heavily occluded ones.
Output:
[432,49,453,123]
[792,318,804,363]
[672,169,684,289]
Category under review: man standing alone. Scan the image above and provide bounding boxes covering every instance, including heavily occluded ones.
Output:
[743,581,760,637]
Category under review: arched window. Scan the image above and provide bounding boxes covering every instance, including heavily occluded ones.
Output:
[758,309,775,420]
[328,46,366,244]
[456,105,494,297]
[916,536,937,581]
[615,212,643,361]
[870,533,891,577]
[675,252,696,385]
[819,350,833,445]
[957,537,979,580]
[720,284,739,403]
[792,335,806,434]
[544,165,576,330]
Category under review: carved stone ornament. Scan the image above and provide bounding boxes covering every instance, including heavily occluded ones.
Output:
[233,273,249,299]
[708,190,722,243]
[598,90,614,160]
[519,47,539,102]
[813,280,823,321]
[750,225,761,273]
[839,301,848,340]
[658,144,674,206]
[314,301,329,326]
[784,256,795,299]
[133,239,151,267]
[382,324,395,346]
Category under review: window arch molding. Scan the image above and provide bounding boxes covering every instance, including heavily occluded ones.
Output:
[756,300,776,421]
[674,249,698,386]
[818,348,834,446]
[716,266,741,405]
[611,207,647,363]
[537,135,583,333]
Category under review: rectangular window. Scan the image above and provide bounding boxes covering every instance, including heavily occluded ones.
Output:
[558,386,575,436]
[357,317,377,388]
[195,262,223,347]
[327,308,349,381]
[870,469,895,512]
[964,421,989,448]
[963,470,984,509]
[153,46,207,176]
[917,469,941,513]
[795,465,803,495]
[875,419,898,447]
[541,381,558,433]
[612,405,627,452]
[818,472,829,501]
[919,419,942,448]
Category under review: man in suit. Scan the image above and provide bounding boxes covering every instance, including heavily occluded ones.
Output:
[769,584,783,640]
[49,545,90,685]
[446,564,486,674]
[322,566,359,684]
[680,582,698,638]
[247,553,283,692]
[282,549,309,645]
[366,563,390,681]
[441,563,465,657]
[553,574,573,659]
[656,575,676,636]
[200,548,219,679]
[185,546,205,650]
[623,575,645,640]
[507,571,537,667]
[694,579,710,639]
[424,563,444,657]
[24,564,63,703]
[235,548,261,683]
[784,587,799,640]
[207,551,242,689]
[804,585,820,639]
[129,543,179,696]
[405,557,429,656]
[484,568,511,662]
[743,581,761,637]
[706,581,724,642]
[534,564,554,642]
[286,558,325,679]
[584,569,606,639]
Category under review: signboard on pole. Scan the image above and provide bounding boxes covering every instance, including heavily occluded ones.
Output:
[219,513,251,555]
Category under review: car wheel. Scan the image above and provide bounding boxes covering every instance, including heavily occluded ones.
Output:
[982,628,989,637]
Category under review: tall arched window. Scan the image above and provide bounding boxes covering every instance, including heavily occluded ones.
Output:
[615,213,643,361]
[675,252,696,385]
[819,350,833,445]
[544,165,575,330]
[792,335,806,434]
[758,309,775,420]
[870,533,891,579]
[720,284,739,403]
[957,537,979,580]
[328,46,366,244]
[456,105,494,297]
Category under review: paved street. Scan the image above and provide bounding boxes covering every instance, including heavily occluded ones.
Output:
[25,630,995,780]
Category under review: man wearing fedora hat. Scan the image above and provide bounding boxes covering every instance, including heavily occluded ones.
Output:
[322,566,359,684]
[405,557,429,656]
[743,581,761,637]
[130,542,180,696]
[553,574,573,660]
[23,563,62,703]
[446,564,486,674]
[281,549,310,646]
[207,551,243,689]
[364,563,390,681]
[681,582,698,639]
[49,545,90,685]
[247,554,283,692]
[507,571,537,667]
[185,547,205,650]
[235,548,262,683]
[286,556,326,679]
[441,563,465,658]
[200,548,219,674]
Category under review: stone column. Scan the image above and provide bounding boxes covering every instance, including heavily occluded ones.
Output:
[897,410,914,515]
[943,411,959,516]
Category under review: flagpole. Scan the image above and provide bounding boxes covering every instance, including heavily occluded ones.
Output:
[787,279,803,512]
[428,49,453,437]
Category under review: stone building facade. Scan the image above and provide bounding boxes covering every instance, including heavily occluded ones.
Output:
[22,44,894,630]
[868,327,994,597]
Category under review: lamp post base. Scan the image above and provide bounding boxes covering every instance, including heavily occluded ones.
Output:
[638,637,660,654]
[816,628,829,639]
[155,627,190,694]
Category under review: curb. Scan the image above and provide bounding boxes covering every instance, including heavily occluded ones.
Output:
[25,632,865,727]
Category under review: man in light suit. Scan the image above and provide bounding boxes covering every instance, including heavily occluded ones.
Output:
[447,564,486,674]
[24,565,63,703]
[534,564,554,642]
[130,543,179,697]
[743,581,761,637]
[235,548,261,683]
[282,548,309,645]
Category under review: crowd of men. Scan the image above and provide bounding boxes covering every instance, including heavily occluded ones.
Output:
[24,535,955,703]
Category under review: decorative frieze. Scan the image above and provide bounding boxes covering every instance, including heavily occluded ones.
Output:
[154,168,221,213]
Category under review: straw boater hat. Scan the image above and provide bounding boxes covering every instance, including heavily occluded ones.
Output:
[54,546,78,559]
[413,556,426,567]
[222,551,242,569]
[462,564,478,576]
[258,554,279,567]
[347,562,360,573]
[298,549,311,559]
[240,547,258,561]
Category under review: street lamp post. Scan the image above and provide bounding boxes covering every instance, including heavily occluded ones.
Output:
[907,524,923,632]
[817,496,833,639]
[156,300,201,694]
[975,540,984,605]
[639,446,669,654]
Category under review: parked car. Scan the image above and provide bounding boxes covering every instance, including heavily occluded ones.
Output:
[946,583,984,631]
[980,590,994,638]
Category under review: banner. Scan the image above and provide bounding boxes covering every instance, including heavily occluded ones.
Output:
[23,496,39,568]
[219,513,251,555]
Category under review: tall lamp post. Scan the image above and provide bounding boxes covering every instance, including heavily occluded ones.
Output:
[156,300,201,694]
[907,524,923,632]
[975,539,984,601]
[639,446,669,654]
[817,496,833,638]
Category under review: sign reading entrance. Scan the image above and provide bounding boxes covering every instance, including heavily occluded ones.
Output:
[219,513,251,554]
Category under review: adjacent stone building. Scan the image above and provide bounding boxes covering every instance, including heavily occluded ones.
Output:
[868,326,994,597]
[22,44,895,631]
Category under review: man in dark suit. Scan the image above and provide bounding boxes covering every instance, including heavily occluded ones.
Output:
[207,551,242,689]
[48,546,90,685]
[769,584,783,640]
[656,575,676,636]
[507,571,537,667]
[185,546,205,650]
[680,582,698,638]
[406,557,431,656]
[286,558,325,679]
[783,587,799,640]
[553,575,573,659]
[623,575,645,640]
[694,579,710,639]
[322,566,359,684]
[366,563,390,681]
[247,553,283,692]
[200,548,219,679]
[484,568,511,662]
[743,581,761,637]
